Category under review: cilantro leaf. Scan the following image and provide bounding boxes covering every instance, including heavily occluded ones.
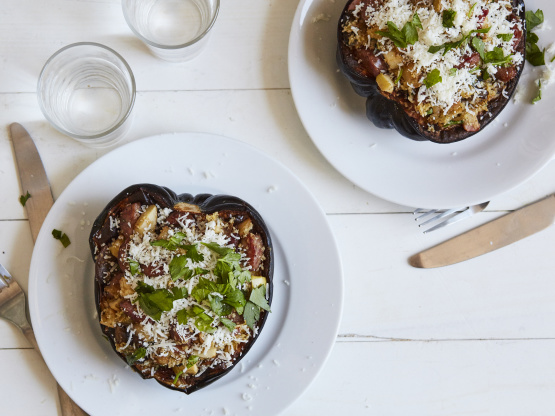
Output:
[249,286,271,312]
[169,255,193,281]
[424,69,442,89]
[376,13,422,49]
[428,27,490,55]
[19,191,31,207]
[243,301,260,330]
[471,36,485,60]
[497,33,513,42]
[526,42,545,66]
[171,286,188,300]
[186,355,199,369]
[525,10,546,67]
[222,288,246,315]
[209,293,233,316]
[484,47,512,66]
[128,259,141,276]
[151,232,187,250]
[52,229,71,248]
[442,9,456,28]
[126,347,146,366]
[220,317,236,332]
[201,242,235,257]
[526,9,544,32]
[135,282,179,321]
[180,244,204,263]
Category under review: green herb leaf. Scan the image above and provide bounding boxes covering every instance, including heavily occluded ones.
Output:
[526,9,544,32]
[468,3,477,18]
[428,27,490,56]
[128,259,141,276]
[497,33,513,42]
[180,244,204,263]
[186,355,199,369]
[526,42,546,66]
[449,68,458,76]
[442,9,456,28]
[135,282,177,321]
[171,286,188,300]
[169,255,193,281]
[195,313,216,333]
[126,347,146,366]
[173,370,183,385]
[209,293,233,316]
[424,69,442,89]
[484,47,513,66]
[376,13,422,49]
[444,120,464,127]
[201,242,235,257]
[426,108,434,116]
[222,288,246,315]
[395,67,403,84]
[19,191,31,207]
[220,317,236,332]
[243,301,260,330]
[52,229,71,248]
[533,80,542,103]
[249,286,271,312]
[150,232,187,250]
[471,36,485,60]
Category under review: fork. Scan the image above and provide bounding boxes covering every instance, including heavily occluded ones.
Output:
[413,201,490,233]
[0,263,88,416]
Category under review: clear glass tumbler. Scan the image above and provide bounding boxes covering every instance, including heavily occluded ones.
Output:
[37,42,136,148]
[122,0,220,62]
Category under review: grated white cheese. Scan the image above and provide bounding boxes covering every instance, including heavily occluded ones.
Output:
[353,0,523,113]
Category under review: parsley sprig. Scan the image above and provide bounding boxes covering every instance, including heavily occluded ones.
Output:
[376,13,422,49]
[525,9,545,67]
[428,27,490,55]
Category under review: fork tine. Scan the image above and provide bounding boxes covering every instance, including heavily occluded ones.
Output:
[414,209,440,221]
[423,208,475,233]
[418,208,460,227]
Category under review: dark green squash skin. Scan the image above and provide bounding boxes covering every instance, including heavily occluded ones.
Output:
[337,0,526,144]
[89,183,273,394]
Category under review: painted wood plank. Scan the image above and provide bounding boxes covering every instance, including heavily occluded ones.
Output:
[0,91,404,222]
[2,340,555,415]
[0,0,296,93]
[331,211,555,340]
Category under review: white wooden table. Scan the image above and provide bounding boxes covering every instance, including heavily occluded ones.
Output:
[2,1,555,415]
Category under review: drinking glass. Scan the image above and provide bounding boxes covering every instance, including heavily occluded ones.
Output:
[122,0,220,62]
[37,42,136,148]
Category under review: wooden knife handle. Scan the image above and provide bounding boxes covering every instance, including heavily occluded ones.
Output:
[22,325,89,416]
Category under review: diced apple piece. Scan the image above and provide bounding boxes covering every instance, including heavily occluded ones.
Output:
[186,364,198,375]
[238,218,253,237]
[134,205,157,237]
[376,73,394,93]
[251,275,267,288]
[198,346,217,359]
[109,234,124,258]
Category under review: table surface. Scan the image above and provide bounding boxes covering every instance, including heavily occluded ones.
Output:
[2,1,555,415]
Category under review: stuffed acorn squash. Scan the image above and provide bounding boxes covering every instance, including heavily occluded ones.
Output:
[89,184,273,394]
[337,0,526,143]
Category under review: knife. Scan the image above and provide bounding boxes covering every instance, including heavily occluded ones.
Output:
[409,193,555,268]
[10,123,88,416]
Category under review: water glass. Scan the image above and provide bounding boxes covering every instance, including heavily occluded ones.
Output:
[37,42,136,148]
[122,0,220,62]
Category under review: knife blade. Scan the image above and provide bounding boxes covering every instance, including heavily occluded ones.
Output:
[409,193,555,268]
[10,123,88,416]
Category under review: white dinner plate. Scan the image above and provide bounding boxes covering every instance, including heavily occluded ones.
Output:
[289,0,555,208]
[28,133,343,416]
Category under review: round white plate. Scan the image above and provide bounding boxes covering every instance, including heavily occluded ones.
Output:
[289,0,555,208]
[29,133,343,416]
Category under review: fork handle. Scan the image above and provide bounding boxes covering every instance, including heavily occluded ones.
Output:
[21,325,89,416]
